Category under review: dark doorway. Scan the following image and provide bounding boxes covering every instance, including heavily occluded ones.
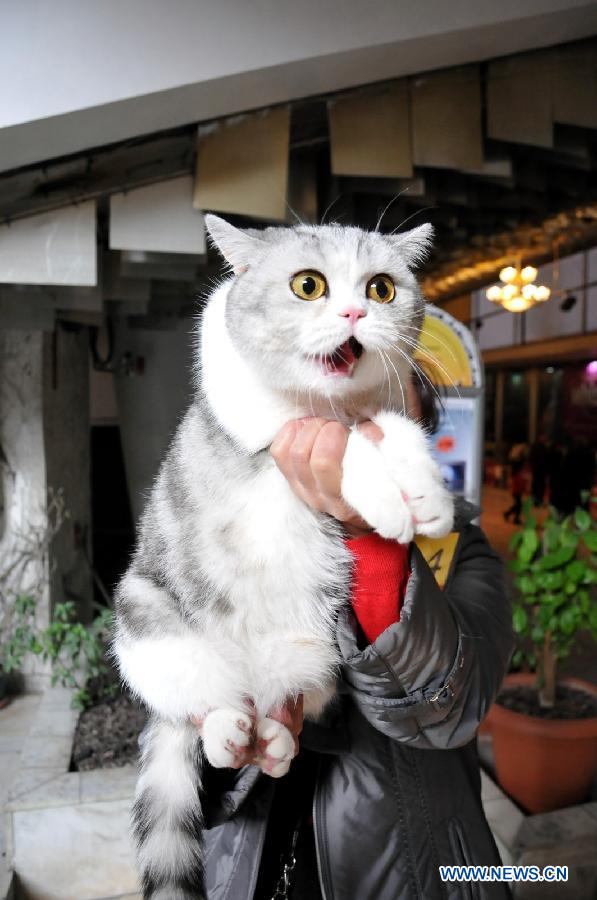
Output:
[90,425,135,606]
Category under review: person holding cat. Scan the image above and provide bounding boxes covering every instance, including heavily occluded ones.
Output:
[203,411,513,900]
[114,215,514,899]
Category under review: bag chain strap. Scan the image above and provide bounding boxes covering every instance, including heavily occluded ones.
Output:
[270,820,301,899]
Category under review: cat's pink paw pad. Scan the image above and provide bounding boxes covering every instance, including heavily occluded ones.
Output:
[255,718,295,778]
[201,708,252,769]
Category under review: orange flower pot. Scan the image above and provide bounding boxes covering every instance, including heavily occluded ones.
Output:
[487,673,597,814]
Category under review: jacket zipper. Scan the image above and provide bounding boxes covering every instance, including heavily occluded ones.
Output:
[312,763,332,900]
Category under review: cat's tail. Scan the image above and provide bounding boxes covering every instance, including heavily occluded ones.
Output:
[133,717,206,900]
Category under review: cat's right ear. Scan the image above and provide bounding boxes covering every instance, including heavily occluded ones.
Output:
[204,214,263,275]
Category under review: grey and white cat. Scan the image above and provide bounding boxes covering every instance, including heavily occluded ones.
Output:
[113,215,454,899]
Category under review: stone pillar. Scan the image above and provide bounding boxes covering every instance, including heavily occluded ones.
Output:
[113,316,194,523]
[0,326,92,690]
[43,325,93,625]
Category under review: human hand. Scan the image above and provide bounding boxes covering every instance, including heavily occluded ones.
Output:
[270,417,383,537]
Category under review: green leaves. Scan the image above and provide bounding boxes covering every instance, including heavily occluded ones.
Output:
[515,574,537,596]
[539,545,577,570]
[513,605,528,633]
[565,560,587,583]
[575,508,592,532]
[518,529,539,563]
[1,592,114,711]
[560,607,579,635]
[507,503,597,679]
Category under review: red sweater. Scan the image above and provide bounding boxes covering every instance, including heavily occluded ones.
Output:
[345,533,410,644]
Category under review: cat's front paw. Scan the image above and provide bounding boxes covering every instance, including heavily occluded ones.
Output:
[201,708,253,768]
[342,429,417,542]
[399,465,454,538]
[373,411,454,538]
[254,718,296,778]
[341,415,455,542]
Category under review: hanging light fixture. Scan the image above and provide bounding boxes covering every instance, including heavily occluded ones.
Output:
[486,262,551,313]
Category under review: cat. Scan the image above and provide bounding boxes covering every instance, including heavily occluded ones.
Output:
[113,214,454,899]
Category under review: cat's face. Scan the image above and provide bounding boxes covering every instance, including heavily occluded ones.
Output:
[205,215,431,401]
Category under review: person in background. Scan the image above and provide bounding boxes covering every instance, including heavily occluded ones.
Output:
[503,443,527,525]
[529,435,549,507]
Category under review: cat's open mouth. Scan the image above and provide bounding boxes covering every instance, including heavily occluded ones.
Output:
[318,337,364,377]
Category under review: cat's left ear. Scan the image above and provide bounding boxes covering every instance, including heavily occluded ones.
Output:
[391,223,434,269]
[204,214,264,274]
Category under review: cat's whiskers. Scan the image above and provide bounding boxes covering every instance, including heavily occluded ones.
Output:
[384,337,450,412]
[381,348,406,414]
[381,321,459,396]
[285,199,306,227]
[382,331,447,405]
[319,194,343,226]
[326,389,341,425]
[299,352,318,421]
[390,206,438,236]
[375,348,392,412]
[397,322,460,364]
[393,333,461,399]
[374,187,412,233]
[409,355,448,413]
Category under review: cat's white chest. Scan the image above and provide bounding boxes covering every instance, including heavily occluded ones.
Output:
[200,462,343,632]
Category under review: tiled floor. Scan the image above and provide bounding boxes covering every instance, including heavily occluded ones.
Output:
[0,693,41,899]
[480,482,523,559]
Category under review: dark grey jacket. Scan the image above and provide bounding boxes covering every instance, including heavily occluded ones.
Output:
[201,520,514,900]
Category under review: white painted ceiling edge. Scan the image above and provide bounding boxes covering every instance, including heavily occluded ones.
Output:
[2,0,597,173]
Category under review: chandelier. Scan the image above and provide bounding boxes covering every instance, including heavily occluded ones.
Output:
[486,264,551,313]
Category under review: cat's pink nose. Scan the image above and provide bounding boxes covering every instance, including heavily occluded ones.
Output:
[338,307,366,326]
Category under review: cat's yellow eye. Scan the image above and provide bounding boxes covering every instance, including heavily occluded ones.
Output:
[367,274,395,304]
[290,270,327,301]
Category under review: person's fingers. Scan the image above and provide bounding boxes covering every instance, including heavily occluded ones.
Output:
[356,421,384,444]
[271,417,384,525]
[310,421,349,503]
[286,418,328,501]
[288,694,304,739]
[228,746,254,768]
[270,420,303,475]
[271,420,316,505]
[267,695,304,755]
[287,694,303,754]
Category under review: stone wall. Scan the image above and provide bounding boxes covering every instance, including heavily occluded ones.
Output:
[42,325,92,624]
[0,327,92,689]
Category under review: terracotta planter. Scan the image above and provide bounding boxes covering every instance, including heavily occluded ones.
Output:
[487,673,597,814]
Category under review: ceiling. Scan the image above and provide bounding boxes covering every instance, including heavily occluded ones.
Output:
[1,38,596,312]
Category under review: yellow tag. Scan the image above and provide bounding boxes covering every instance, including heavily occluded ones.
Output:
[414,532,460,588]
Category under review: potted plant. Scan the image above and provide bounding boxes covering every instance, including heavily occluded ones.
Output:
[487,500,597,814]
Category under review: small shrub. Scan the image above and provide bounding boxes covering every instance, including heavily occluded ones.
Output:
[509,499,597,708]
[3,598,114,710]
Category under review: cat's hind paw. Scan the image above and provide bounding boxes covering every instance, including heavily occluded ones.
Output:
[201,708,253,769]
[255,718,295,778]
